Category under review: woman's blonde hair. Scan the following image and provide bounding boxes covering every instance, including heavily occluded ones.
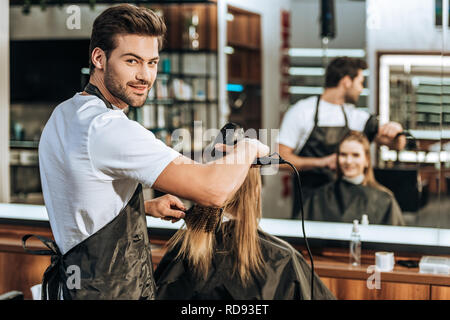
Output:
[336,131,391,194]
[167,168,264,286]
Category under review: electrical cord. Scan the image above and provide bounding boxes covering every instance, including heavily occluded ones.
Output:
[255,152,315,300]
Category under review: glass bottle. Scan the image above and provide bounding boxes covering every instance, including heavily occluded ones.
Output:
[350,219,361,266]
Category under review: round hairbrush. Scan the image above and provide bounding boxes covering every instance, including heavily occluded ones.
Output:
[183,204,224,233]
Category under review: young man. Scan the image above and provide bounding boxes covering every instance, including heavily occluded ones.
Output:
[34,4,268,300]
[277,57,406,218]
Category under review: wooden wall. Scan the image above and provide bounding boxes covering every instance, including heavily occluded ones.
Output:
[1,222,449,300]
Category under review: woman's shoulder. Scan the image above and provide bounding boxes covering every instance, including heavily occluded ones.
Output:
[364,183,395,201]
[257,230,300,261]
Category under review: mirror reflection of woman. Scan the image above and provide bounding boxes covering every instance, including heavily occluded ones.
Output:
[154,168,335,300]
[297,131,405,226]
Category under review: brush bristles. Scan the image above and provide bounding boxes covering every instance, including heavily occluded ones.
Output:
[184,204,223,233]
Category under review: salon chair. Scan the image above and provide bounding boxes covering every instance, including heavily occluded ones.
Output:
[374,168,427,213]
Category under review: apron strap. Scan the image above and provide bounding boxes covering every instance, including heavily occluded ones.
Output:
[315,95,349,128]
[84,82,114,110]
[22,234,61,256]
[22,234,63,300]
[313,95,321,125]
[340,104,349,128]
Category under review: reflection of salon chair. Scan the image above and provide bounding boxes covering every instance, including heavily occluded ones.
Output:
[374,168,428,213]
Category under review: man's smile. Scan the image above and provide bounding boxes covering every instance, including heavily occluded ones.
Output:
[128,84,148,93]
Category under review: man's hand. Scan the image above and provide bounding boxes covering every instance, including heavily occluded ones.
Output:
[379,122,403,140]
[214,138,270,159]
[321,153,337,170]
[144,194,186,223]
[376,122,406,150]
[241,138,270,158]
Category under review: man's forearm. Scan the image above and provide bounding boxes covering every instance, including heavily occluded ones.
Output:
[375,134,407,151]
[204,140,258,202]
[154,140,264,207]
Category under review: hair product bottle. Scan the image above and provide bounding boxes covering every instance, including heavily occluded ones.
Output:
[350,219,361,266]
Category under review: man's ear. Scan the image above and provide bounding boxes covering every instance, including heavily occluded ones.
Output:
[91,47,106,71]
[340,75,352,89]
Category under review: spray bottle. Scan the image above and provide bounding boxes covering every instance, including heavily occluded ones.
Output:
[350,219,361,266]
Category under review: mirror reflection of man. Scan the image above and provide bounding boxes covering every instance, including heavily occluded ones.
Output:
[35,4,268,300]
[277,57,406,218]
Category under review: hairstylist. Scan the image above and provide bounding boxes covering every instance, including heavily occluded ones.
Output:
[29,4,269,300]
[277,57,406,218]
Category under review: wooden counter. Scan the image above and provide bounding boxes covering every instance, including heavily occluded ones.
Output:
[1,223,449,300]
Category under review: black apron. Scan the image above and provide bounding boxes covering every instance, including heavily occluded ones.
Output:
[22,84,156,300]
[292,96,350,219]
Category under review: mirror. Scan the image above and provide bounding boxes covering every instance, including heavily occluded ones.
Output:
[262,0,450,234]
[377,52,450,229]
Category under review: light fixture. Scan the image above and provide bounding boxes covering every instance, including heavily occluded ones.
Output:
[288,48,365,58]
[224,46,234,55]
[289,67,370,77]
[289,86,369,96]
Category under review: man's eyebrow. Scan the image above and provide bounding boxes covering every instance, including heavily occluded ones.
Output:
[121,53,159,61]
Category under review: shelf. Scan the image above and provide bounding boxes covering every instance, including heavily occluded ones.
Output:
[226,42,260,52]
[288,48,366,58]
[9,141,39,149]
[380,149,450,164]
[145,99,218,104]
[409,130,450,140]
[161,48,217,54]
[11,0,217,6]
[227,78,261,86]
[10,164,39,167]
[289,67,370,77]
[158,73,215,79]
[289,86,370,96]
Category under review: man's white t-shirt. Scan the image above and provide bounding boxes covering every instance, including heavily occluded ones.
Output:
[39,93,181,254]
[277,96,372,153]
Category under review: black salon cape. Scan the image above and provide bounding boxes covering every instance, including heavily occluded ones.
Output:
[154,223,335,300]
[298,179,405,226]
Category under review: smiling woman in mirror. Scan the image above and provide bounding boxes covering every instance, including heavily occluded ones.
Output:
[297,131,405,226]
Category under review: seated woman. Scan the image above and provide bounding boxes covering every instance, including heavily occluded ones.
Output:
[296,131,405,226]
[154,168,335,300]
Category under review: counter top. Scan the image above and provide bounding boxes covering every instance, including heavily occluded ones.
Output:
[1,203,449,249]
[149,244,450,287]
[1,216,449,291]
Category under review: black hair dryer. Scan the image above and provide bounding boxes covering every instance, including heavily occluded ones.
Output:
[207,122,285,166]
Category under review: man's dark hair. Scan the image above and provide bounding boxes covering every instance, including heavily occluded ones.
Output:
[324,57,367,88]
[89,4,166,74]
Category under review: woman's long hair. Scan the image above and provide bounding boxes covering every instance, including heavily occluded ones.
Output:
[167,168,264,286]
[336,131,391,194]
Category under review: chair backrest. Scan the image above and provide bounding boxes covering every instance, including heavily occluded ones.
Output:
[374,168,420,212]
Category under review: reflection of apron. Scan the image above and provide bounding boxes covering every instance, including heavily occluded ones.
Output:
[22,84,156,299]
[292,96,350,219]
